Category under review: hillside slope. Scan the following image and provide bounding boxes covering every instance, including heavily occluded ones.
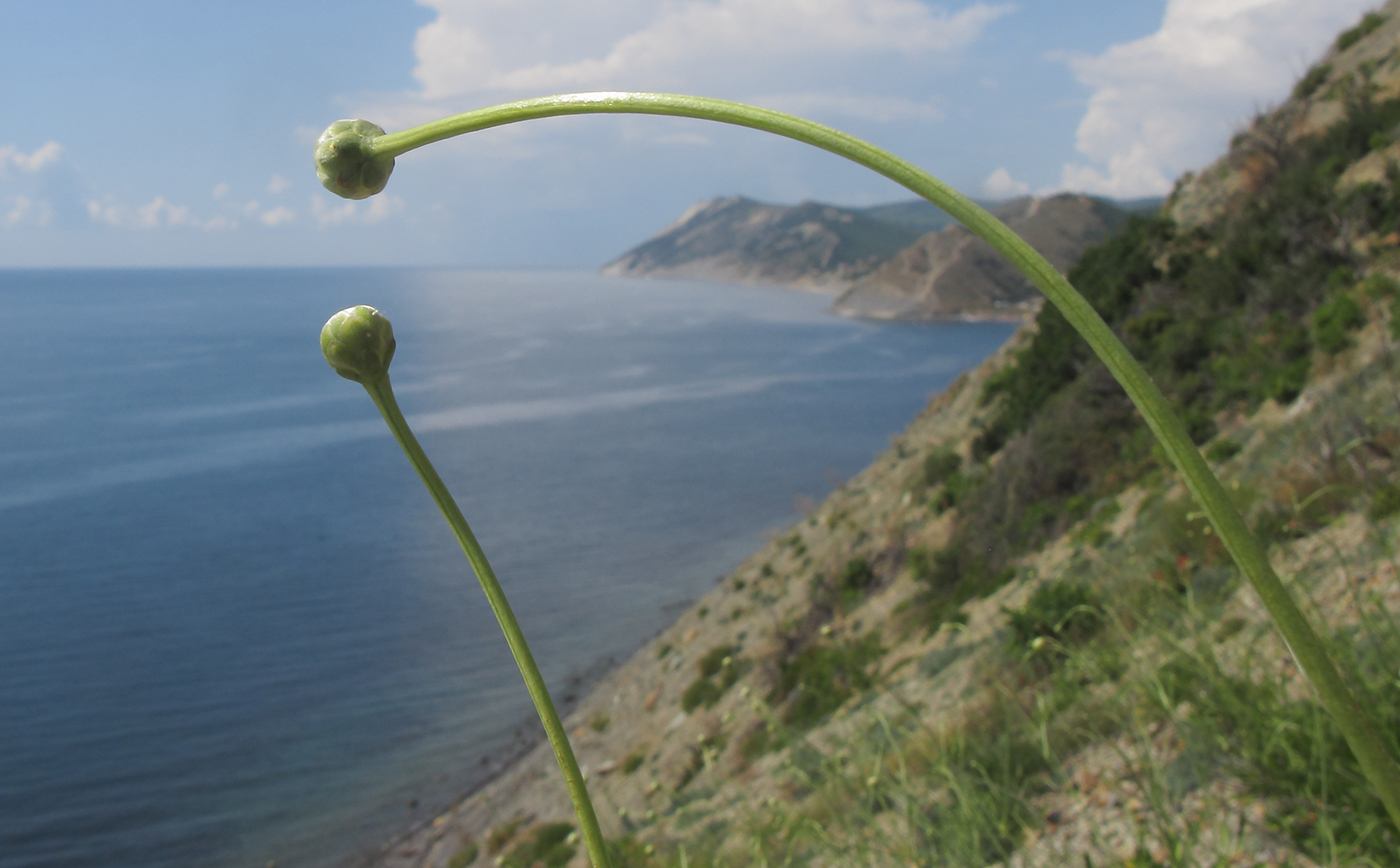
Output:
[599,197,920,293]
[367,5,1400,867]
[831,194,1125,321]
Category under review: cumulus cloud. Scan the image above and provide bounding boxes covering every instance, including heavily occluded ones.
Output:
[259,206,295,226]
[85,194,242,231]
[1056,0,1376,197]
[268,174,292,194]
[412,0,1011,99]
[0,141,63,175]
[310,193,405,226]
[983,167,1030,198]
[4,194,55,228]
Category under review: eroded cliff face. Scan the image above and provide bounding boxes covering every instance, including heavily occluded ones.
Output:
[599,197,920,294]
[830,195,1122,321]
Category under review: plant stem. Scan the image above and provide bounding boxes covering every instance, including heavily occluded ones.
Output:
[368,91,1400,828]
[359,373,611,868]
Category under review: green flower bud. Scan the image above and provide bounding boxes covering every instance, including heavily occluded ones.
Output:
[314,119,395,200]
[321,305,395,383]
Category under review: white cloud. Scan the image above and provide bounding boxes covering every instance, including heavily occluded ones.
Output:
[4,194,55,228]
[260,206,296,226]
[311,193,406,225]
[412,0,1012,99]
[983,167,1030,198]
[0,141,63,175]
[212,183,230,199]
[268,174,292,194]
[87,195,218,229]
[1055,0,1377,197]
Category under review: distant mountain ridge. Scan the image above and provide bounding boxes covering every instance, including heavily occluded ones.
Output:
[832,194,1128,320]
[603,193,1160,320]
[600,197,921,293]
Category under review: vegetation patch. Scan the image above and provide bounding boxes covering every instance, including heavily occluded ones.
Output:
[681,645,749,713]
[500,822,575,868]
[771,632,885,731]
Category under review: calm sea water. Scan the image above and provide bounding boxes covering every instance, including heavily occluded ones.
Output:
[0,268,1016,868]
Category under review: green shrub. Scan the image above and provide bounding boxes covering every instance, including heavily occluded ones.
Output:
[698,644,736,678]
[448,840,479,868]
[1293,62,1333,100]
[923,447,962,487]
[837,558,877,608]
[486,818,523,854]
[1313,291,1364,353]
[501,822,575,868]
[681,678,723,713]
[1005,581,1102,664]
[1361,273,1399,298]
[773,632,885,730]
[1336,12,1386,53]
[1369,484,1400,521]
[622,752,645,774]
[682,646,748,712]
[1204,437,1243,463]
[931,470,975,514]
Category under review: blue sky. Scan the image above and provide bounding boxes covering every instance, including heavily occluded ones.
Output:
[0,0,1380,268]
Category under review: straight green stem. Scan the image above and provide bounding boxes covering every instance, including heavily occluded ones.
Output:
[361,374,611,868]
[369,91,1400,829]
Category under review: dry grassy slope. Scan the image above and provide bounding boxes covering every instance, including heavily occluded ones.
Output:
[366,273,1400,868]
[364,10,1400,865]
[361,321,1032,867]
[366,269,1400,868]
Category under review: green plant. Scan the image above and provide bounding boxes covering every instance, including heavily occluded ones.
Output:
[1294,63,1333,100]
[923,447,962,487]
[1204,437,1242,463]
[836,558,876,608]
[317,90,1400,840]
[1005,581,1103,665]
[622,752,645,775]
[502,822,576,868]
[1336,12,1387,53]
[1313,290,1365,353]
[682,646,749,712]
[319,307,610,867]
[448,840,479,868]
[1370,484,1400,521]
[772,632,884,730]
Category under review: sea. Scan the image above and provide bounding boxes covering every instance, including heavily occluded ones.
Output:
[0,268,1017,868]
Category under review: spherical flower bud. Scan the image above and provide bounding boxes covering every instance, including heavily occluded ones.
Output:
[321,305,395,383]
[315,119,395,200]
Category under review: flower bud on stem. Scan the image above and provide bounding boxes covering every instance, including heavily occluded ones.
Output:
[315,92,1400,835]
[320,307,610,868]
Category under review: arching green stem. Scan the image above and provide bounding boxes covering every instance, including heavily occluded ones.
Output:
[359,372,610,868]
[355,91,1400,829]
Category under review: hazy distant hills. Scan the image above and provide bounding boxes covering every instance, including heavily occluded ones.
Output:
[603,193,1162,320]
[832,194,1130,320]
[600,197,923,292]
